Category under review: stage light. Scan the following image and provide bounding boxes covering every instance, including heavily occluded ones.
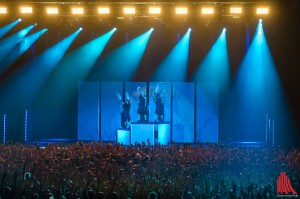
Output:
[256,7,269,15]
[223,28,226,32]
[149,7,161,14]
[259,19,263,23]
[98,7,110,14]
[46,7,59,15]
[20,6,33,14]
[113,27,117,31]
[188,28,191,31]
[176,7,188,15]
[150,28,154,31]
[79,27,83,31]
[0,7,7,14]
[18,18,22,22]
[34,23,37,26]
[202,7,214,15]
[72,7,84,15]
[230,7,242,14]
[124,7,135,15]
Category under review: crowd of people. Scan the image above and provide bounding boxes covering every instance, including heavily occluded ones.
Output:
[0,141,299,199]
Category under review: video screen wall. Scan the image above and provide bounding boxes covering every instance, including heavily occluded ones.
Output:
[77,81,219,143]
[172,82,195,143]
[149,82,171,122]
[101,82,123,141]
[78,81,100,141]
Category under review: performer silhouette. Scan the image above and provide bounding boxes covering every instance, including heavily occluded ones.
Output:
[153,84,165,122]
[137,86,148,122]
[116,92,131,128]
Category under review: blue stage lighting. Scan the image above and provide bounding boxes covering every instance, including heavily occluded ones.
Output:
[0,25,35,64]
[95,29,153,81]
[0,19,22,39]
[232,18,293,142]
[18,18,22,22]
[223,28,226,32]
[0,29,47,74]
[150,28,154,31]
[113,27,117,31]
[259,19,262,23]
[7,28,83,105]
[193,28,230,90]
[188,28,191,31]
[33,29,116,117]
[79,27,83,31]
[152,29,191,81]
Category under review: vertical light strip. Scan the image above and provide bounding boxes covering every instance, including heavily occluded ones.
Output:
[3,114,6,144]
[25,110,28,142]
[272,119,275,146]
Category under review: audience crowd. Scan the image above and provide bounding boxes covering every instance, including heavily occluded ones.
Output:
[0,141,299,199]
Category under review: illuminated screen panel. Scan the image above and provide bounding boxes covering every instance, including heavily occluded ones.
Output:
[78,81,100,141]
[149,82,171,122]
[196,83,218,143]
[172,82,194,143]
[101,82,123,141]
[125,82,147,123]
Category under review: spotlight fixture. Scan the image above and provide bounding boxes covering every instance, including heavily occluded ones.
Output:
[230,7,242,14]
[188,28,191,31]
[20,6,33,14]
[46,7,58,15]
[18,18,22,22]
[150,27,154,31]
[34,23,37,26]
[72,7,84,15]
[124,7,135,15]
[113,27,117,31]
[202,7,214,15]
[98,7,110,14]
[149,7,161,14]
[79,27,83,31]
[176,7,188,15]
[0,7,7,14]
[223,28,226,32]
[256,7,269,15]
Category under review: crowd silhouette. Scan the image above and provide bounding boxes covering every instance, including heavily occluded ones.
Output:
[0,141,299,198]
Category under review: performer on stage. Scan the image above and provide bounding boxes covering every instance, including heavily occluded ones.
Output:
[137,86,148,122]
[153,84,165,122]
[116,92,131,128]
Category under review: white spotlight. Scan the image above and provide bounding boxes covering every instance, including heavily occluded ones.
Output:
[150,28,154,31]
[79,27,83,31]
[18,18,22,22]
[188,28,191,31]
[113,27,117,31]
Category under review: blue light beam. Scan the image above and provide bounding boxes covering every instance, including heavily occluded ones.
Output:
[0,25,35,63]
[233,20,292,142]
[0,29,47,74]
[42,28,116,106]
[6,28,82,105]
[152,29,191,82]
[0,19,21,39]
[193,28,230,91]
[97,28,153,81]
